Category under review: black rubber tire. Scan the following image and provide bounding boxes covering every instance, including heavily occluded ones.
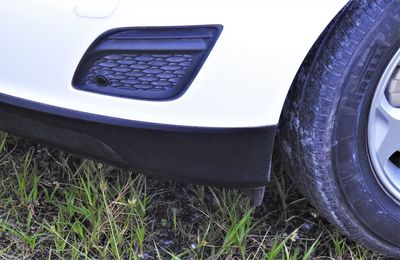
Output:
[277,0,400,256]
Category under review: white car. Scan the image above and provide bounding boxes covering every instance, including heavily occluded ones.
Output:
[0,0,399,256]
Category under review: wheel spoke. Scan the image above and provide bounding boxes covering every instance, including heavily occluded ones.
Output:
[368,46,400,203]
[375,98,400,167]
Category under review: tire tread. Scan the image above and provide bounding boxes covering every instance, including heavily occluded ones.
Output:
[277,0,400,256]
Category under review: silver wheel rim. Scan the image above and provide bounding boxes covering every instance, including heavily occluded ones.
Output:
[368,47,400,203]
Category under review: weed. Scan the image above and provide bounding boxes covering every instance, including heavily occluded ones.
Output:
[0,133,381,259]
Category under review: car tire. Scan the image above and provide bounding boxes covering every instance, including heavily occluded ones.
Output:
[277,0,400,256]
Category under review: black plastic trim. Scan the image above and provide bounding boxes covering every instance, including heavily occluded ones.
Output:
[0,94,275,188]
[72,25,223,101]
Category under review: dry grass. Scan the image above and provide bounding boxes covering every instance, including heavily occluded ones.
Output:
[0,131,385,259]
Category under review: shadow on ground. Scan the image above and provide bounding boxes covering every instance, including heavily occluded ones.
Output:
[0,134,383,259]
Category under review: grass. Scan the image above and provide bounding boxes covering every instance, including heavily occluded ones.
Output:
[0,131,385,259]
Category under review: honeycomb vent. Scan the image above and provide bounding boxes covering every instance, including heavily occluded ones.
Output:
[88,54,194,92]
[72,26,223,100]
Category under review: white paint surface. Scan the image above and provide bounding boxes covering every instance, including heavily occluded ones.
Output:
[0,0,347,127]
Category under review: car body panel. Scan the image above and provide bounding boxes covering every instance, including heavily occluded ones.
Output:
[0,0,347,128]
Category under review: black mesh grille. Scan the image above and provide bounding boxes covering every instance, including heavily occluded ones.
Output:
[72,26,223,100]
[88,54,194,92]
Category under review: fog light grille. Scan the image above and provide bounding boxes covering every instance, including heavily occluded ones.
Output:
[88,53,194,91]
[72,26,222,100]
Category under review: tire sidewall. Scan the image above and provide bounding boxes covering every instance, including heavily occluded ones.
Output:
[334,7,400,245]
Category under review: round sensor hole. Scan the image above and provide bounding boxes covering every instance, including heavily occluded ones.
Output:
[94,75,110,87]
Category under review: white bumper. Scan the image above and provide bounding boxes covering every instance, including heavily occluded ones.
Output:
[0,0,346,127]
